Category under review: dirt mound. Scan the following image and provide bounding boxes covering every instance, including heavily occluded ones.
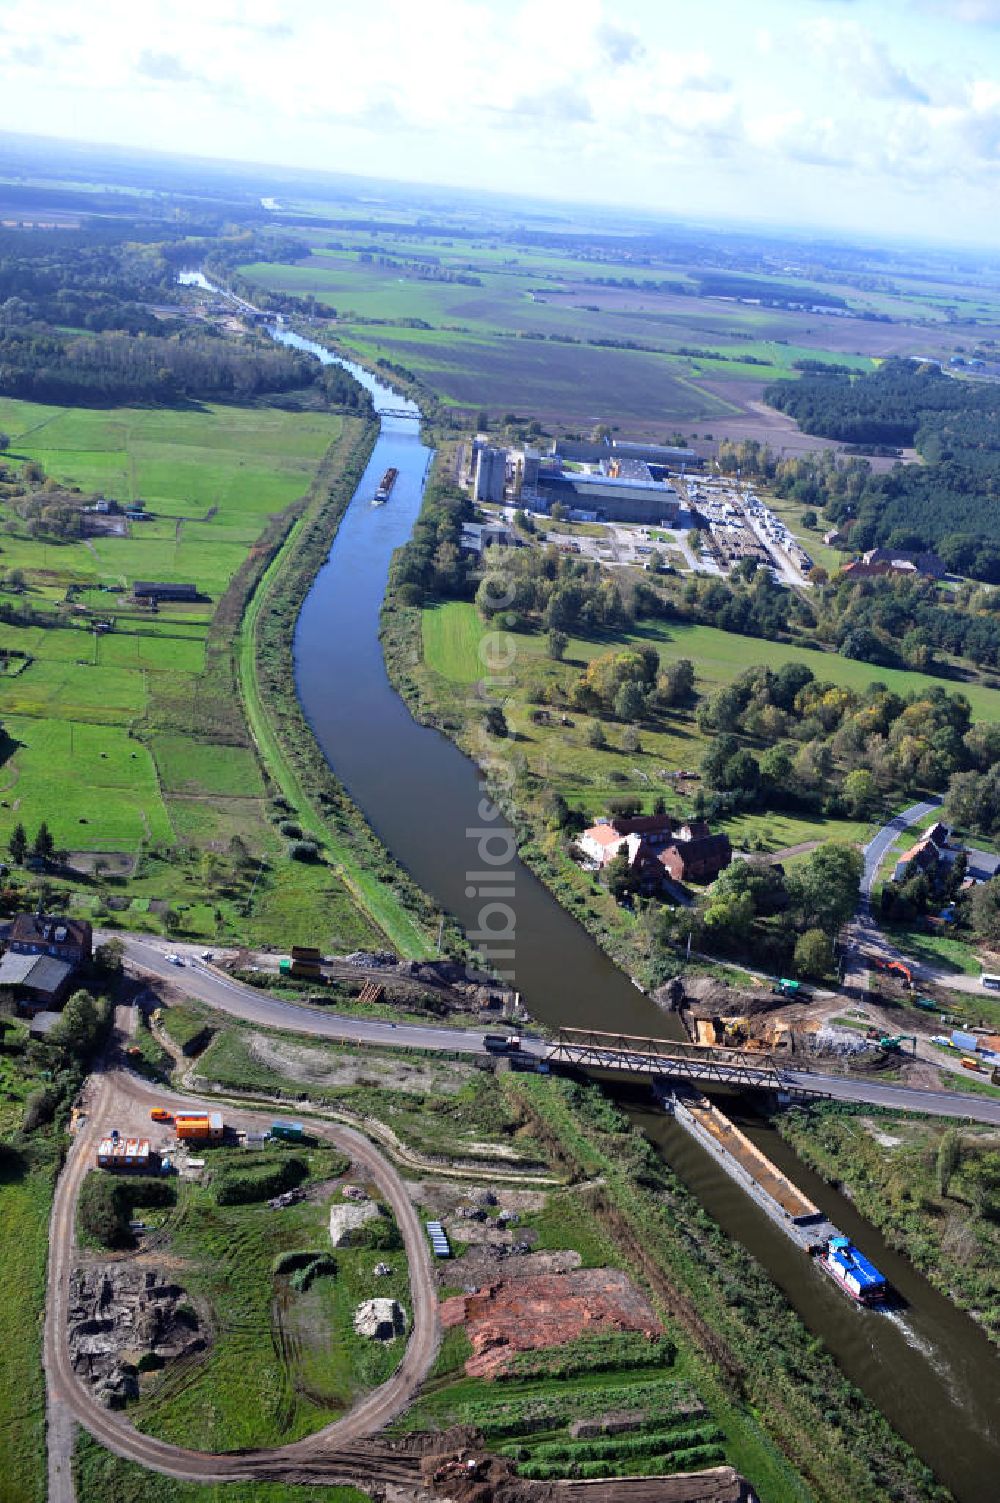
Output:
[441,1268,662,1379]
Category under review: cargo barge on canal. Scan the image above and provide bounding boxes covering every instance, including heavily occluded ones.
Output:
[658,1085,892,1308]
[372,467,398,505]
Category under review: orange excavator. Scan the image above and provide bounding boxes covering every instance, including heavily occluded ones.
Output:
[870,956,913,988]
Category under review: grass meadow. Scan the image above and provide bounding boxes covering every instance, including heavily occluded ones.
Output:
[416,599,999,854]
[0,395,404,952]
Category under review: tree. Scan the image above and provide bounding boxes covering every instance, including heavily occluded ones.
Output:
[51,989,101,1056]
[8,822,27,865]
[621,725,641,754]
[970,878,1000,945]
[801,509,818,529]
[483,705,508,737]
[614,680,646,723]
[587,720,606,749]
[546,629,568,662]
[787,843,864,936]
[794,928,832,980]
[32,821,54,862]
[936,1128,962,1198]
[606,851,637,903]
[94,937,124,973]
[843,768,879,818]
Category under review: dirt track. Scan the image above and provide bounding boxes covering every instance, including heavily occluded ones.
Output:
[43,1048,442,1485]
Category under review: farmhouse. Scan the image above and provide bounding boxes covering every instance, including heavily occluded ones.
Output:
[0,952,76,1010]
[0,912,92,1012]
[9,912,92,964]
[132,581,200,603]
[578,814,731,892]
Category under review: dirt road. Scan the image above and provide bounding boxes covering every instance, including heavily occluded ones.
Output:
[44,1050,442,1485]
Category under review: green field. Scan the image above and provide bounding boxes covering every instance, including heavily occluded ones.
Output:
[422,602,1000,724]
[0,395,416,953]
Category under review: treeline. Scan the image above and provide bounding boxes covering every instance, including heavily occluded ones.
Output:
[764,360,1000,580]
[818,572,1000,671]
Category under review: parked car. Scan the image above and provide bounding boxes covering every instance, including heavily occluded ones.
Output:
[165,953,184,966]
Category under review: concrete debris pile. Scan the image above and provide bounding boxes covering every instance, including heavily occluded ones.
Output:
[353,1297,407,1340]
[330,1197,382,1247]
[68,1265,205,1408]
[811,1026,874,1057]
[440,1268,662,1379]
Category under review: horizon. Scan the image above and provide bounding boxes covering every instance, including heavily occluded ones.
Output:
[3,0,1000,247]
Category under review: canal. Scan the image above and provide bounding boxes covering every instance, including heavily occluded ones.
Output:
[182,275,1000,1500]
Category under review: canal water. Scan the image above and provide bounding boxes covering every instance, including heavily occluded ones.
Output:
[182,274,1000,1500]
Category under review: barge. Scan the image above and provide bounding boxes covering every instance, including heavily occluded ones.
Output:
[658,1086,892,1308]
[372,467,398,505]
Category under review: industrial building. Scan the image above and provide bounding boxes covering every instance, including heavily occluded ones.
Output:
[537,471,680,526]
[549,437,701,469]
[473,445,507,503]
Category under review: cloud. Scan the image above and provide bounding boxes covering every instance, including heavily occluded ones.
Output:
[136,50,198,83]
[918,1,1000,21]
[802,19,930,103]
[594,21,644,64]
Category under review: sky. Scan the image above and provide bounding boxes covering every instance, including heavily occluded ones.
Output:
[2,0,1000,243]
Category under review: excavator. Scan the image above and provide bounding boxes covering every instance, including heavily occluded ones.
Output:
[870,956,914,989]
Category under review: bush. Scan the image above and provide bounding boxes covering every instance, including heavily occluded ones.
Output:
[214,1154,308,1206]
[361,1210,404,1251]
[278,820,302,838]
[78,1173,177,1249]
[287,840,320,862]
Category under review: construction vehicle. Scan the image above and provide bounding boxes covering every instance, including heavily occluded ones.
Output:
[150,1107,173,1123]
[913,996,939,1012]
[771,978,805,998]
[871,957,913,988]
[878,1034,917,1053]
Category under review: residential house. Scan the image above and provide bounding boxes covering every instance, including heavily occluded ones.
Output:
[0,913,93,1014]
[9,913,92,964]
[578,814,731,890]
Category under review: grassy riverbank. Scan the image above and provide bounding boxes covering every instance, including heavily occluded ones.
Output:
[776,1101,1000,1346]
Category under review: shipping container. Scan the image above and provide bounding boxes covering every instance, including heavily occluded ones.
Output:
[951,1029,979,1053]
[271,1120,304,1141]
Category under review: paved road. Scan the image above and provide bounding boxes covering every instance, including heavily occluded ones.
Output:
[860,797,942,913]
[117,933,1000,1122]
[114,933,497,1056]
[45,1048,442,1485]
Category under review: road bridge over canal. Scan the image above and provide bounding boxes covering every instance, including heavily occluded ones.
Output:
[544,1028,1000,1121]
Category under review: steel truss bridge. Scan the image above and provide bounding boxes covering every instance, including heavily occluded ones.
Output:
[545,1028,807,1095]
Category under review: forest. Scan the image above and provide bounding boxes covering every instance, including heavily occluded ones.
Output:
[763,360,1000,580]
[0,226,370,410]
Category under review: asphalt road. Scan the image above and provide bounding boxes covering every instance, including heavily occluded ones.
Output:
[116,933,1000,1122]
[860,797,942,912]
[44,1049,442,1485]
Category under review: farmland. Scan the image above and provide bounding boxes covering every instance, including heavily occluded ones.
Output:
[234,221,1000,438]
[0,395,422,952]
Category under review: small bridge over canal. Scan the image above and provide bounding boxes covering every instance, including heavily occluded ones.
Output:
[545,1028,797,1093]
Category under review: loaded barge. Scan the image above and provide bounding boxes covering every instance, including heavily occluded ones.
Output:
[372,467,398,505]
[657,1086,891,1308]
